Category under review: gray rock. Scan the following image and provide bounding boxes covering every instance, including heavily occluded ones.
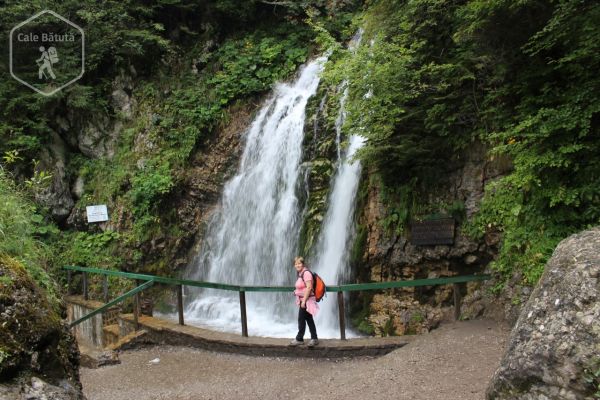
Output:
[0,376,85,400]
[77,115,122,159]
[111,71,134,116]
[464,254,478,265]
[80,350,120,369]
[487,227,600,399]
[23,377,84,400]
[34,132,75,221]
[71,176,85,200]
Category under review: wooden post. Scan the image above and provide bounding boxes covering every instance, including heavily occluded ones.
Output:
[83,272,88,301]
[103,275,109,303]
[239,290,248,337]
[453,283,461,321]
[134,280,141,331]
[67,270,72,295]
[177,285,184,326]
[337,292,346,340]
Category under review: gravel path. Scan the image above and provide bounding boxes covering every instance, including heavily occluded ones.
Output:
[81,319,509,400]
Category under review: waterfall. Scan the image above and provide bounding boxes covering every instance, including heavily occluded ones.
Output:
[310,133,365,335]
[310,29,365,336]
[183,57,327,337]
[181,31,366,339]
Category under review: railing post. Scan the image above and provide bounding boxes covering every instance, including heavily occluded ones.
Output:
[103,275,109,303]
[67,270,72,295]
[177,284,185,326]
[83,272,88,301]
[453,283,461,321]
[239,290,248,337]
[337,291,346,340]
[134,280,141,331]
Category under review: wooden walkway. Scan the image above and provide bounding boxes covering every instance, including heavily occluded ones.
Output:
[115,313,409,358]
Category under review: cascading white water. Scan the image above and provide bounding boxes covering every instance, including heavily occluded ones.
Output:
[310,29,365,336]
[310,134,365,335]
[183,57,327,337]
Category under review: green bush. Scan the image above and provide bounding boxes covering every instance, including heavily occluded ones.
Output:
[322,0,600,288]
[129,162,174,218]
[0,168,60,308]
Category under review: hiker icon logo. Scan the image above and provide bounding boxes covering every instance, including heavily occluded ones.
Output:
[10,10,84,96]
[37,46,59,80]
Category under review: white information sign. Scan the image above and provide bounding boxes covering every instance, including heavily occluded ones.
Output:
[86,205,109,223]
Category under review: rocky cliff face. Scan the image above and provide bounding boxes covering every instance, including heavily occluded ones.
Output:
[297,87,338,259]
[36,64,255,276]
[486,227,600,400]
[35,72,136,224]
[356,143,510,335]
[295,73,517,336]
[0,255,84,400]
[151,100,253,271]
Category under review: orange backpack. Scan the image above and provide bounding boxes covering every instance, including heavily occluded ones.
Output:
[301,270,326,302]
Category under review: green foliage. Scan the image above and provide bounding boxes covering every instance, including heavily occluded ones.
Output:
[2,150,22,165]
[129,162,174,218]
[382,314,396,336]
[322,0,600,288]
[351,301,375,335]
[377,177,418,236]
[410,311,424,324]
[584,358,600,399]
[0,168,60,308]
[60,230,122,269]
[321,0,479,187]
[0,0,176,167]
[24,160,53,191]
[350,224,367,268]
[461,0,600,285]
[58,17,316,267]
[144,25,312,165]
[446,201,466,222]
[211,29,311,103]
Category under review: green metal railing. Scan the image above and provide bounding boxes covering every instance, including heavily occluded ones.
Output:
[64,265,490,339]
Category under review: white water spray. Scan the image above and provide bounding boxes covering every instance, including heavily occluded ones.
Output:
[182,58,327,337]
[180,31,366,339]
[310,29,365,336]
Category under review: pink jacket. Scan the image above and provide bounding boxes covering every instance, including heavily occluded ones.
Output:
[294,269,319,316]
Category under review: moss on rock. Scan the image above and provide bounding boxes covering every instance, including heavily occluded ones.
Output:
[0,254,80,389]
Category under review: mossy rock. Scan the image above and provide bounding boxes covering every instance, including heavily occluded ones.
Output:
[0,255,79,385]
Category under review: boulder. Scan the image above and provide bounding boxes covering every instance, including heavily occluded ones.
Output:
[0,255,84,399]
[487,227,600,400]
[0,377,84,400]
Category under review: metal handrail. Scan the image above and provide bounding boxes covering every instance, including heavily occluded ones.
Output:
[64,265,490,339]
[69,280,154,328]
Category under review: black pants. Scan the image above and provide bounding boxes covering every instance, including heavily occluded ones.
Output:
[296,306,318,341]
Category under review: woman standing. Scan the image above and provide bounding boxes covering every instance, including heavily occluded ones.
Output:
[290,256,319,347]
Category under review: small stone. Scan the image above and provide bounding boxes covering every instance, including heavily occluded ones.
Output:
[97,350,120,367]
[31,377,44,390]
[464,255,478,265]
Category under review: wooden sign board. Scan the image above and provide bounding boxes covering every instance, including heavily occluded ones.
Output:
[86,205,109,223]
[410,218,455,246]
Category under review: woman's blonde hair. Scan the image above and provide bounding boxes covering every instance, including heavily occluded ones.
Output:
[294,256,305,265]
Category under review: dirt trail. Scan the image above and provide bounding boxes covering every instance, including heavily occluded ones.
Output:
[80,319,509,400]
